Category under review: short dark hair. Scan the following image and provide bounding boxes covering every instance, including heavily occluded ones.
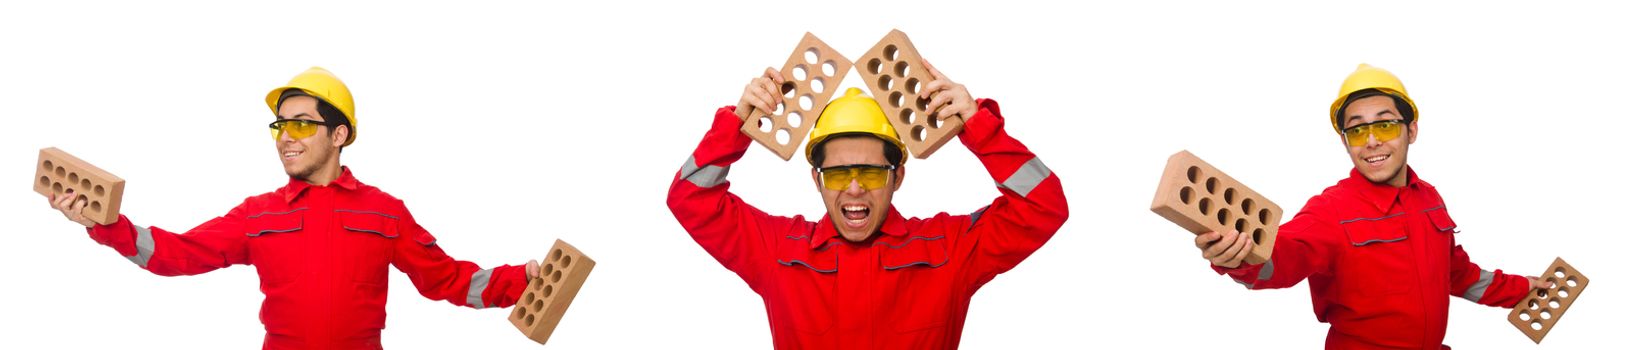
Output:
[1336,88,1415,128]
[277,90,352,145]
[809,133,904,168]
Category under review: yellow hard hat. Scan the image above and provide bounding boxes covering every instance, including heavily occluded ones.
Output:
[805,88,907,166]
[266,67,358,146]
[1329,63,1418,133]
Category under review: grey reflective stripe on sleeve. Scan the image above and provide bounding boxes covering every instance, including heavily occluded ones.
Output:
[998,157,1051,197]
[1462,269,1495,302]
[679,156,729,188]
[1257,260,1274,281]
[466,268,493,309]
[124,225,155,269]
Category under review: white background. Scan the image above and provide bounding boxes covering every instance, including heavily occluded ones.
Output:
[1,1,1626,348]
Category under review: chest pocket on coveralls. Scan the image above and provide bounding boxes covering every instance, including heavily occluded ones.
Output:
[772,236,837,336]
[1340,214,1412,297]
[246,209,305,285]
[878,235,953,334]
[338,210,399,286]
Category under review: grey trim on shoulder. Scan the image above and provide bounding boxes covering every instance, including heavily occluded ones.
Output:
[998,157,1051,198]
[679,156,729,188]
[1461,269,1495,303]
[1257,260,1274,281]
[124,225,155,269]
[466,268,493,309]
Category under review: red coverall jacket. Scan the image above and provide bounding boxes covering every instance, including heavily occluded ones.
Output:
[86,167,527,350]
[667,99,1068,349]
[1214,168,1530,349]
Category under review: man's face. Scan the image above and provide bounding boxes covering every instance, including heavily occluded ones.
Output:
[810,137,904,242]
[1340,95,1417,187]
[274,95,343,181]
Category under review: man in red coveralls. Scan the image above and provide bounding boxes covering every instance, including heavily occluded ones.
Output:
[1194,64,1553,349]
[667,60,1068,349]
[47,67,542,349]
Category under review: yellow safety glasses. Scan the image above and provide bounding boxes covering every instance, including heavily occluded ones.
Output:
[818,164,896,191]
[1342,119,1405,147]
[268,119,328,141]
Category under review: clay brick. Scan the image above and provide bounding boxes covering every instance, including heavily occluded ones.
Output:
[33,147,124,226]
[1150,150,1281,264]
[739,32,853,161]
[1509,257,1588,343]
[855,29,963,159]
[509,239,596,345]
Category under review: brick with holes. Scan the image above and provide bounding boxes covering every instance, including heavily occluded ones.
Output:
[1150,150,1282,264]
[1508,257,1588,344]
[33,147,125,226]
[854,29,964,159]
[509,239,596,345]
[738,32,854,160]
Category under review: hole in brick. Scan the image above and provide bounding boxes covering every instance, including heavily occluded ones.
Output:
[775,129,790,144]
[911,125,927,142]
[1567,277,1579,288]
[1557,288,1569,298]
[68,172,79,185]
[1528,300,1540,310]
[884,45,899,61]
[1258,209,1271,225]
[781,81,797,97]
[915,95,930,111]
[899,108,916,125]
[823,60,837,76]
[1530,321,1541,330]
[895,61,911,77]
[1223,188,1236,205]
[906,78,920,95]
[55,166,66,178]
[757,116,774,133]
[90,201,102,212]
[512,306,526,320]
[811,77,826,94]
[551,270,562,283]
[1554,268,1566,278]
[867,58,883,75]
[878,74,893,91]
[39,176,49,187]
[1252,228,1265,245]
[800,94,814,111]
[43,160,53,171]
[1216,208,1231,226]
[804,48,819,65]
[793,65,808,81]
[1519,312,1531,321]
[889,91,904,108]
[525,313,536,326]
[1186,167,1201,183]
[1241,198,1255,214]
[561,255,572,268]
[1234,218,1247,233]
[1535,289,1549,300]
[1179,187,1194,204]
[1541,310,1552,320]
[1205,177,1218,194]
[80,179,92,192]
[530,298,543,311]
[551,249,563,262]
[75,194,88,206]
[95,184,105,197]
[788,112,803,128]
[1198,198,1213,216]
[532,277,544,289]
[523,292,535,305]
[543,263,554,277]
[1549,299,1560,309]
[772,101,785,116]
[52,182,63,194]
[543,284,554,298]
[927,112,942,128]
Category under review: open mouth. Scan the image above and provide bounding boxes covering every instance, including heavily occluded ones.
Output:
[282,149,303,162]
[840,204,870,228]
[1363,154,1389,167]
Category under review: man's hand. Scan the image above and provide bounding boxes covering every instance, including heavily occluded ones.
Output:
[48,191,96,227]
[918,59,976,122]
[525,259,541,280]
[735,67,785,121]
[1196,230,1253,268]
[1526,276,1556,290]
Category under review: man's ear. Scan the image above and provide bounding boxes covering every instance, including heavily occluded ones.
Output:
[890,166,906,192]
[331,125,350,148]
[811,168,822,191]
[1406,120,1419,145]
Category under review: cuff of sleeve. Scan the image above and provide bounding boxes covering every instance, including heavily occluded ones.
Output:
[483,264,530,308]
[86,215,137,256]
[957,98,1004,146]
